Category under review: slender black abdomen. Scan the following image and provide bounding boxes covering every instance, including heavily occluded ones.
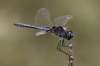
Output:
[13,23,51,31]
[14,23,38,29]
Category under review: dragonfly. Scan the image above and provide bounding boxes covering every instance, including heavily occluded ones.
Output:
[13,8,74,54]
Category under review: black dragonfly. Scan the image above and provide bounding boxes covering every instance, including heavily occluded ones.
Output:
[13,8,74,54]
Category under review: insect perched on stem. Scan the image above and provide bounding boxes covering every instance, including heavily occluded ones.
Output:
[13,8,74,53]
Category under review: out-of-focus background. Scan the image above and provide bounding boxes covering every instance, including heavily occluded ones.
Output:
[0,0,100,66]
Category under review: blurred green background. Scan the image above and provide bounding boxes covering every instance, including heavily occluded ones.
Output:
[0,0,100,66]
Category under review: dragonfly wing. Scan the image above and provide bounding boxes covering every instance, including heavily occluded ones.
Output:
[63,27,67,30]
[35,8,53,27]
[54,15,73,27]
[35,31,47,36]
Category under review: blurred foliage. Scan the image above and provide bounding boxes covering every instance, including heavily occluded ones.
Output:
[0,0,100,66]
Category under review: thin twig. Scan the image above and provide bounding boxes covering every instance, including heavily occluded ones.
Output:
[60,44,75,66]
[67,44,74,66]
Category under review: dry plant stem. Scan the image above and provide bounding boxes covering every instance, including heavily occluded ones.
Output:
[68,44,74,66]
[60,44,74,66]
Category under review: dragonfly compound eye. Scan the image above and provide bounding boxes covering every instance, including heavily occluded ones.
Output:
[66,30,74,40]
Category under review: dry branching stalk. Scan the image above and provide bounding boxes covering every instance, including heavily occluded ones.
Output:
[60,44,75,66]
[67,44,74,66]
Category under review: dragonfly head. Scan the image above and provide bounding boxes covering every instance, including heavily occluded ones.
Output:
[66,30,74,40]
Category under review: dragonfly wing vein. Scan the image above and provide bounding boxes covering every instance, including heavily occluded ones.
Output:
[35,31,47,36]
[54,15,73,27]
[35,8,53,27]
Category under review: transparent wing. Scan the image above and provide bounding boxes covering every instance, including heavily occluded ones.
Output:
[54,15,73,27]
[35,8,53,27]
[35,31,47,36]
[63,27,67,30]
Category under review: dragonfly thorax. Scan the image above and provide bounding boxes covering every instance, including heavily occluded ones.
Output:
[51,26,66,37]
[51,26,74,40]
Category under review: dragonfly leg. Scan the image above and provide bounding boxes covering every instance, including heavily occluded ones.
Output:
[57,38,68,55]
[57,38,61,51]
[62,39,68,47]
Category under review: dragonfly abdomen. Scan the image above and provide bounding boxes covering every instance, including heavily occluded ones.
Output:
[13,23,37,28]
[13,23,51,31]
